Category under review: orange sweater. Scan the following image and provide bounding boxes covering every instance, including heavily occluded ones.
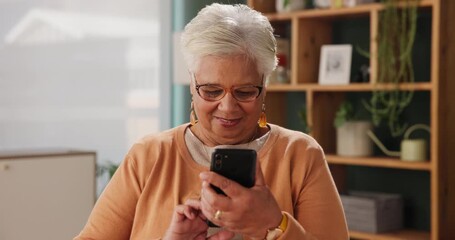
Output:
[75,124,348,239]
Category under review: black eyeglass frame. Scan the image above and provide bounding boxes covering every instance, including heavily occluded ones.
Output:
[192,73,264,102]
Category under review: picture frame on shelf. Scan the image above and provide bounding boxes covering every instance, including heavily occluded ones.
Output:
[318,44,352,85]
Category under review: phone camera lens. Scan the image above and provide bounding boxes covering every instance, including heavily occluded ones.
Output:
[215,160,222,170]
[214,154,222,170]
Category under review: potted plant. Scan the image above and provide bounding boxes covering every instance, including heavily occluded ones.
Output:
[276,0,306,12]
[361,0,418,137]
[97,161,119,179]
[334,100,373,157]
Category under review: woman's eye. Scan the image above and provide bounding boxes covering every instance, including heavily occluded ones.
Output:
[235,88,256,97]
[202,87,223,97]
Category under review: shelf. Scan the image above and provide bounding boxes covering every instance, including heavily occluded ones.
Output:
[264,0,434,21]
[266,82,433,92]
[250,0,455,238]
[350,229,430,240]
[326,154,432,171]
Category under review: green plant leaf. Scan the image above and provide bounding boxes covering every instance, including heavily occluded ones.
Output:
[97,161,119,179]
[362,0,417,137]
[334,101,354,128]
[355,45,370,58]
[298,105,311,133]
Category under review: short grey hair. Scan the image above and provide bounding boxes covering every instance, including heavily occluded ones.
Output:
[180,3,277,78]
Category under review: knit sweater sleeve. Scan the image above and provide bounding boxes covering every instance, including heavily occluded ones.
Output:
[256,129,348,240]
[74,143,153,240]
[280,144,348,240]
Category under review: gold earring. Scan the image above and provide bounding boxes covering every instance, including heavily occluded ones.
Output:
[258,103,267,128]
[190,101,198,125]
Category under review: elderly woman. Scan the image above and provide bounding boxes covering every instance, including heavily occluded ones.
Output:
[75,3,348,240]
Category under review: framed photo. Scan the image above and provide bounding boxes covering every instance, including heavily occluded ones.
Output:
[318,44,352,85]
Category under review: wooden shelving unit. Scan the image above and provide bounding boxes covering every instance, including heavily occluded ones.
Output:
[248,0,455,239]
[326,155,432,171]
[266,82,433,92]
[350,229,430,240]
[263,0,434,21]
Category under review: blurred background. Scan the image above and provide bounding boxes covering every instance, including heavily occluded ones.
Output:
[0,0,165,193]
[0,2,242,238]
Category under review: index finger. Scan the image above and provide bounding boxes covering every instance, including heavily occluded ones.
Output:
[185,198,202,210]
[184,198,207,220]
[199,171,244,197]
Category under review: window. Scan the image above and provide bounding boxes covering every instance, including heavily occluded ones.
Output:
[0,0,170,194]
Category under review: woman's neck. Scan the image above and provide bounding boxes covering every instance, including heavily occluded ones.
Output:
[190,124,263,147]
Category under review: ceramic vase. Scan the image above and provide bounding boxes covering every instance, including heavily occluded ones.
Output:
[337,121,373,157]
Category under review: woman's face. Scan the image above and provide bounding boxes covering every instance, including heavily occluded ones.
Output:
[191,55,265,146]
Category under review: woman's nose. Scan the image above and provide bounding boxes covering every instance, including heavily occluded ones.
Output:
[217,91,239,111]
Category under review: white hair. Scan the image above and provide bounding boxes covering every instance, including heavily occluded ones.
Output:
[180,3,277,78]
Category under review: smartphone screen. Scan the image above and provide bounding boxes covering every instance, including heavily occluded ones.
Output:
[208,148,256,227]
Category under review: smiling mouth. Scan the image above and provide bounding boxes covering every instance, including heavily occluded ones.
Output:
[216,117,241,126]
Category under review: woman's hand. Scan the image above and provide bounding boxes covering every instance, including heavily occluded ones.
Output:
[163,199,235,240]
[199,162,283,239]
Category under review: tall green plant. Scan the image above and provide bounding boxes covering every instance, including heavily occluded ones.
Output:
[362,0,418,137]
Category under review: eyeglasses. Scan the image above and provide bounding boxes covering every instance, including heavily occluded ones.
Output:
[193,73,264,102]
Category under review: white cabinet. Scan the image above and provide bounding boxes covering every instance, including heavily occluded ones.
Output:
[0,149,96,240]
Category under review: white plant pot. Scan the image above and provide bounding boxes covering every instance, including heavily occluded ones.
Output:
[337,121,373,157]
[313,0,331,8]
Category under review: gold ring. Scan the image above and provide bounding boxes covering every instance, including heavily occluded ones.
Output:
[214,210,222,220]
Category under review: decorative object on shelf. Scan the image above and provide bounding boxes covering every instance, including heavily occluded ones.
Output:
[343,0,376,8]
[337,121,373,156]
[298,105,311,134]
[318,44,352,85]
[362,0,418,137]
[276,0,306,12]
[352,64,370,83]
[331,0,343,8]
[275,53,290,83]
[334,100,373,157]
[313,0,331,8]
[367,124,431,161]
[333,100,363,128]
[341,191,403,233]
[270,38,291,84]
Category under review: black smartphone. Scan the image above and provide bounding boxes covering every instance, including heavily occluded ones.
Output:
[207,148,257,227]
